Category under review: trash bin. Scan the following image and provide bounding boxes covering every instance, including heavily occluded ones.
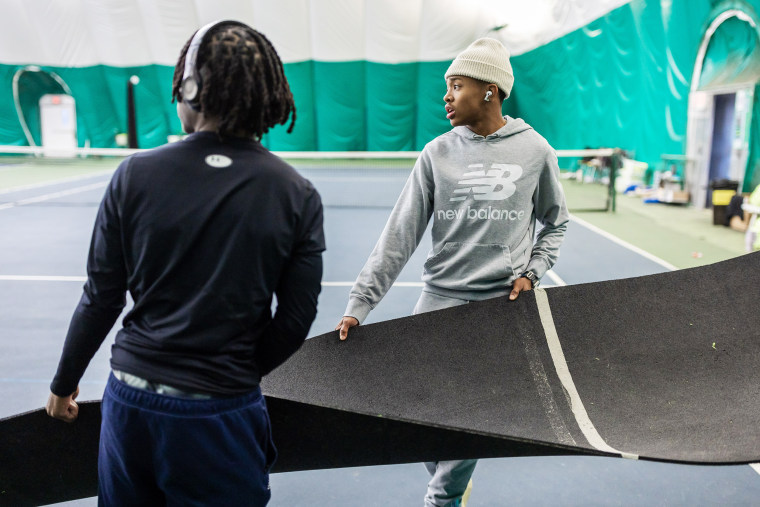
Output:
[710,179,740,225]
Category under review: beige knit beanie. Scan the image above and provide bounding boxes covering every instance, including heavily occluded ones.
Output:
[445,38,514,99]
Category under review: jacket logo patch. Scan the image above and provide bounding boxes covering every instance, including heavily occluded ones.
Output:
[450,163,523,201]
[205,154,233,168]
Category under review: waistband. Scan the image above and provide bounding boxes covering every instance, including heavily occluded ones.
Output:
[113,369,214,399]
[423,283,511,302]
[106,372,263,416]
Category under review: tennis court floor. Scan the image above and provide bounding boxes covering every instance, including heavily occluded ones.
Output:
[1,158,758,505]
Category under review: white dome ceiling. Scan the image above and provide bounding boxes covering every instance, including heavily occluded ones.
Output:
[0,0,630,67]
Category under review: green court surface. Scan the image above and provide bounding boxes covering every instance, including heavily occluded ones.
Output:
[563,180,749,269]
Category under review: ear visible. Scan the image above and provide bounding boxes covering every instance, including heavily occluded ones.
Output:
[484,84,499,103]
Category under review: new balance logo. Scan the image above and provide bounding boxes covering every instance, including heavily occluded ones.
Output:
[450,163,523,201]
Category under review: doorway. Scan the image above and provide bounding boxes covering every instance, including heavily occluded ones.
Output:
[706,93,737,206]
[686,8,760,207]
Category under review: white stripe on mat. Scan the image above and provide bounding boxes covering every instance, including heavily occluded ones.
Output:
[535,287,637,459]
[751,463,760,476]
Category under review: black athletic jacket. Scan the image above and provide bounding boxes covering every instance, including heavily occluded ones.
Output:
[50,132,325,396]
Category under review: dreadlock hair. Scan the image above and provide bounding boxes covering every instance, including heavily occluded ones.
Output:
[171,23,296,139]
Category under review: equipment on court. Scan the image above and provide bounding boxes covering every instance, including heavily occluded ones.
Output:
[4,252,757,505]
[180,20,249,110]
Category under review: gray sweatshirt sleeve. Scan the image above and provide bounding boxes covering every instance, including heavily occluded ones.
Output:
[344,151,434,323]
[526,149,570,279]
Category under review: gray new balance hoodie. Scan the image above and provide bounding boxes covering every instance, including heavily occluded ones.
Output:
[345,116,569,323]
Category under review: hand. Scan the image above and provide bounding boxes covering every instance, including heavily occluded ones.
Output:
[46,386,80,423]
[509,276,533,300]
[334,316,359,341]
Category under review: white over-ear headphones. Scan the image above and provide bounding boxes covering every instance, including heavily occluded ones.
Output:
[484,90,493,102]
[181,19,249,111]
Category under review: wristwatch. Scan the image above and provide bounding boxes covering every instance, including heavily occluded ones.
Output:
[520,271,539,288]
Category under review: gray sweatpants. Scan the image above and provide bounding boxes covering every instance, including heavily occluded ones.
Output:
[413,291,478,507]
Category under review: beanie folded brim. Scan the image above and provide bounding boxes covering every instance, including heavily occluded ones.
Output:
[444,38,514,98]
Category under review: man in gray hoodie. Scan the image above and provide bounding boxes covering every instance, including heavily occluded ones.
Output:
[335,38,569,507]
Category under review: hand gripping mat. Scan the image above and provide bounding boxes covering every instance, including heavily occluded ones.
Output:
[2,252,759,504]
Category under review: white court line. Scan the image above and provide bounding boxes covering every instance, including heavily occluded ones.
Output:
[0,275,87,282]
[0,169,114,195]
[0,181,107,211]
[535,287,637,459]
[570,214,677,272]
[321,281,423,287]
[0,276,423,287]
[544,269,567,286]
[2,278,565,290]
[328,275,565,288]
[751,463,760,476]
[3,278,566,289]
[327,276,565,288]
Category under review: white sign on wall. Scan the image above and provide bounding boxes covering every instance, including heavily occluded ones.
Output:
[39,94,77,157]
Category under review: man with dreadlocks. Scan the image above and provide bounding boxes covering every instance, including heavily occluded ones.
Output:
[45,21,324,505]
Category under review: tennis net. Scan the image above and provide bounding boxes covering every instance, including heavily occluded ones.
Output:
[1,147,623,211]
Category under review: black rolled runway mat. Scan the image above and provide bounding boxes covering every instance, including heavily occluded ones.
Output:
[2,253,758,504]
[263,251,760,466]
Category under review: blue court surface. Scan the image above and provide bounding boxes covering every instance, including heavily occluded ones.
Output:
[1,162,759,506]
